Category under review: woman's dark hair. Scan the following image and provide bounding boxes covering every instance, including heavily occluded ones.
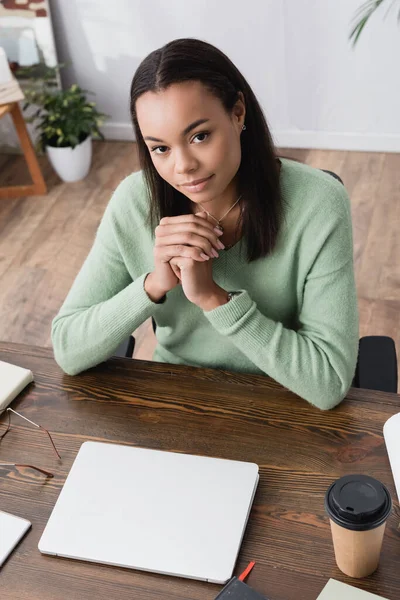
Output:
[130,38,282,262]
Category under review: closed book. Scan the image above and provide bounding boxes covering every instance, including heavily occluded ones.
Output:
[0,360,33,413]
[215,577,268,599]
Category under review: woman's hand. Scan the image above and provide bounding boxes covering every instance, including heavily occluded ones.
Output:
[169,255,228,311]
[145,212,225,302]
[168,213,229,311]
[155,212,225,261]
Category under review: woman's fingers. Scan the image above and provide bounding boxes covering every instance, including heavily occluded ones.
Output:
[157,214,222,238]
[156,223,224,249]
[154,244,212,263]
[160,213,218,231]
[157,215,224,251]
[169,256,194,279]
[155,227,224,254]
[155,233,221,259]
[169,261,182,281]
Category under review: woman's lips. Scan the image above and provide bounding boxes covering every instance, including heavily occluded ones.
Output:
[181,175,213,192]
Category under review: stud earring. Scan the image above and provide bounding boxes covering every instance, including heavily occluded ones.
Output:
[242,124,246,131]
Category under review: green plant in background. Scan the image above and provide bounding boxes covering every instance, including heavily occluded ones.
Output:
[20,64,109,152]
[350,0,400,45]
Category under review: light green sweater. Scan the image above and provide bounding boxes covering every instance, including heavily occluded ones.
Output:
[52,158,359,410]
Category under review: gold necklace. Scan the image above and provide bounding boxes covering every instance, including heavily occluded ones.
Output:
[197,194,242,233]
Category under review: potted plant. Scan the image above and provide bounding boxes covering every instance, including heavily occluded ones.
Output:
[21,64,108,182]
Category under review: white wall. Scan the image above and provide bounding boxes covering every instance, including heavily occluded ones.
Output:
[2,0,400,153]
[279,1,400,151]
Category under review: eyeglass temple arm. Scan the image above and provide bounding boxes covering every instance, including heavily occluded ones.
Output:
[4,408,61,460]
[40,426,61,460]
[0,463,54,478]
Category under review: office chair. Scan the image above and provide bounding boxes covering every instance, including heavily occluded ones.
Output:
[114,169,398,394]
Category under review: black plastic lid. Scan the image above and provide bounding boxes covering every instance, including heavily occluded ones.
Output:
[325,474,392,531]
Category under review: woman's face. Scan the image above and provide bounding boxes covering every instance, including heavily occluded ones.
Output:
[136,81,245,207]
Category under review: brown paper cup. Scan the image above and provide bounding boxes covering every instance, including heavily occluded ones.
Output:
[325,475,392,579]
[330,519,386,578]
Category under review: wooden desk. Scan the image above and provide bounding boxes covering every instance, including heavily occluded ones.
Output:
[0,342,399,600]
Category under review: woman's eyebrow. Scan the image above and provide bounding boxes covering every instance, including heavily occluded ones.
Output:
[144,118,210,143]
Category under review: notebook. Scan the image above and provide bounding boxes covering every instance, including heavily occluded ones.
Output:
[39,441,259,583]
[0,510,31,567]
[383,412,400,502]
[0,360,34,413]
[215,577,268,599]
[317,579,388,599]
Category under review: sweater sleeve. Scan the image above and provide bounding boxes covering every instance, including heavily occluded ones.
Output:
[51,179,160,376]
[204,194,359,410]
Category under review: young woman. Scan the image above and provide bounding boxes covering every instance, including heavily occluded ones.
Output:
[52,38,359,410]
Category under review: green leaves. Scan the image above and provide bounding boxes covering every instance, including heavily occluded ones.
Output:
[350,0,400,46]
[21,64,109,152]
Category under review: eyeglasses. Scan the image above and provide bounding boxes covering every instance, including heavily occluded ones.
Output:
[0,407,61,478]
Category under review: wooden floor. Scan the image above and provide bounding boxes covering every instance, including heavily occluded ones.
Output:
[0,142,399,389]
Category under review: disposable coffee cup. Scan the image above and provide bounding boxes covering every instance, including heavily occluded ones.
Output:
[325,474,392,578]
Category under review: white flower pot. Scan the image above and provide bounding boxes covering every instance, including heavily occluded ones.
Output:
[46,135,92,182]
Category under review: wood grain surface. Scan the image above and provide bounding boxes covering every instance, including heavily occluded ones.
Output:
[0,342,399,600]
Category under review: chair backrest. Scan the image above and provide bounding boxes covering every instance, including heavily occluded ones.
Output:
[354,336,398,393]
[321,169,343,185]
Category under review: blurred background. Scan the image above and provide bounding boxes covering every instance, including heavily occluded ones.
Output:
[2,0,399,152]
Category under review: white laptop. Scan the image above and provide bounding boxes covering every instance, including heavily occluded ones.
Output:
[383,412,400,502]
[39,441,259,583]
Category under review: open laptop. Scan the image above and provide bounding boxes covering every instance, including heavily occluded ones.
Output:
[39,441,259,583]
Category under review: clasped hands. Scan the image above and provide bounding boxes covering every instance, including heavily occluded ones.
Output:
[145,212,229,312]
